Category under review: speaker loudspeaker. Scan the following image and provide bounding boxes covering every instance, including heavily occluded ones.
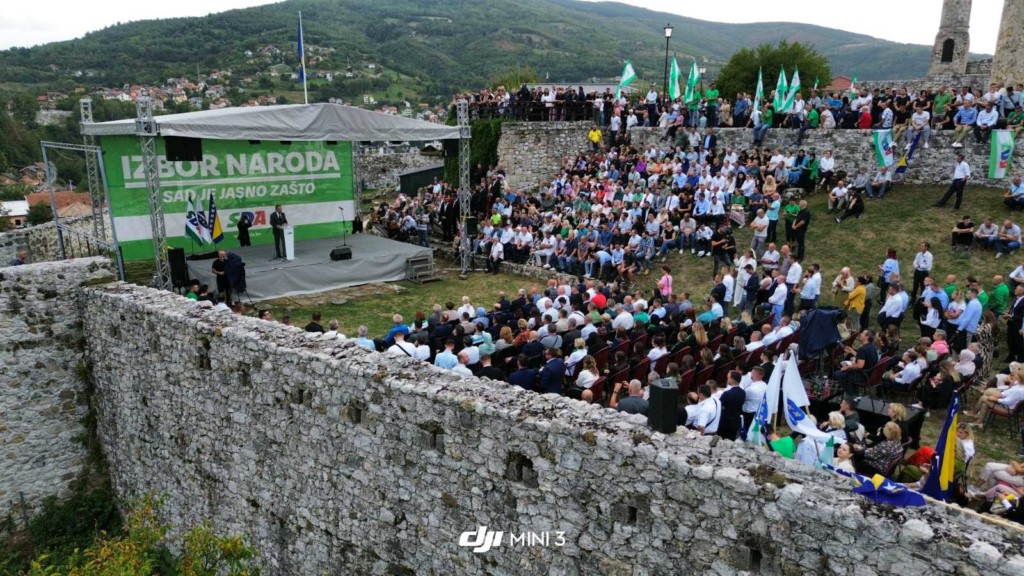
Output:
[167,247,190,288]
[330,246,353,261]
[464,216,478,236]
[647,378,679,434]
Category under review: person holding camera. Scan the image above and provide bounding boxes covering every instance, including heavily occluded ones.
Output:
[610,379,648,415]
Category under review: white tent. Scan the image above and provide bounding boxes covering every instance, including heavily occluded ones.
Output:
[81,102,463,142]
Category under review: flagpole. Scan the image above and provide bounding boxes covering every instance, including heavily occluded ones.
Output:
[299,11,308,105]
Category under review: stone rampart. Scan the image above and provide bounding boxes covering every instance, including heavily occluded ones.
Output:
[80,282,1024,575]
[0,215,112,267]
[497,123,1022,191]
[357,151,441,191]
[0,257,114,518]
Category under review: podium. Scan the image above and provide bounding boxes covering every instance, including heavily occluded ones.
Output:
[282,225,295,261]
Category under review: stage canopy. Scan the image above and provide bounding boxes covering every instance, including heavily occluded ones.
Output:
[81,102,463,142]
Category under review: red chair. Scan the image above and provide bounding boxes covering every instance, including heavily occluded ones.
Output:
[612,339,630,357]
[632,333,650,353]
[593,346,610,373]
[653,354,671,376]
[677,368,696,395]
[861,355,891,397]
[671,346,692,366]
[606,367,631,401]
[708,334,723,353]
[693,365,715,389]
[714,361,736,385]
[589,377,606,405]
[631,358,651,381]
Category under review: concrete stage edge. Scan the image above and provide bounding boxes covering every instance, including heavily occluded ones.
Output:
[186,234,431,301]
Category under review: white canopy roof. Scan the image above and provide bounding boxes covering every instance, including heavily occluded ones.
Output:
[81,103,463,142]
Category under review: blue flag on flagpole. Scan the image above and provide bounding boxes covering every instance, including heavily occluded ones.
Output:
[297,12,308,104]
[920,392,961,502]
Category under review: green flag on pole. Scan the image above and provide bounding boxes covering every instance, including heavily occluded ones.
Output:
[813,77,819,91]
[616,60,636,99]
[754,67,764,111]
[668,56,682,100]
[773,66,788,111]
[849,74,858,99]
[780,68,801,113]
[683,60,700,105]
[989,130,1016,179]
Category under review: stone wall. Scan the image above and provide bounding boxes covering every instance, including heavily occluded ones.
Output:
[498,123,1023,190]
[991,0,1024,84]
[83,282,1024,575]
[357,150,442,191]
[0,257,114,519]
[0,215,112,268]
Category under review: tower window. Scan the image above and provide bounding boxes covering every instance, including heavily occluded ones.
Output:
[941,39,955,63]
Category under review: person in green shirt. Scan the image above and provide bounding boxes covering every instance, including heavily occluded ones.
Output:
[705,82,720,127]
[1008,106,1024,139]
[784,199,800,244]
[763,105,775,129]
[944,275,958,299]
[990,275,1010,315]
[764,425,796,459]
[932,87,952,129]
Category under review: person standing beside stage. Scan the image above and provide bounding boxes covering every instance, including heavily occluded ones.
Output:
[211,250,231,304]
[237,213,252,247]
[270,204,288,259]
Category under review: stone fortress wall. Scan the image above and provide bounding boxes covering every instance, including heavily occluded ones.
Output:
[0,258,114,519]
[497,122,1023,192]
[47,279,1024,574]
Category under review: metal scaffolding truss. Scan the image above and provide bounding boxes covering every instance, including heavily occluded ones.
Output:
[134,97,172,290]
[457,99,472,277]
[38,140,125,280]
[79,98,106,241]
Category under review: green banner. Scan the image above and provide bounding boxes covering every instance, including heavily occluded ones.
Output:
[101,137,354,261]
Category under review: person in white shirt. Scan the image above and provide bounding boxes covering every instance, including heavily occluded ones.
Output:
[906,106,931,148]
[886,351,924,390]
[760,243,780,273]
[451,351,474,376]
[694,384,721,435]
[911,242,934,301]
[387,332,418,358]
[800,264,822,310]
[750,210,769,255]
[827,181,850,213]
[745,332,765,352]
[611,304,635,331]
[647,336,669,363]
[975,101,999,144]
[768,270,788,327]
[966,373,1024,424]
[740,366,768,432]
[934,153,971,210]
[866,167,892,200]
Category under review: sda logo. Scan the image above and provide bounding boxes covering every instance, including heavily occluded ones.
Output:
[458,526,503,553]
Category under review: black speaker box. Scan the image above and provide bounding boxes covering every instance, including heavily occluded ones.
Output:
[647,378,679,434]
[330,246,353,261]
[464,216,478,236]
[165,136,203,162]
[167,247,190,288]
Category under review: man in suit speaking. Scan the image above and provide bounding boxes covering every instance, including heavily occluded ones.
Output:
[270,204,288,259]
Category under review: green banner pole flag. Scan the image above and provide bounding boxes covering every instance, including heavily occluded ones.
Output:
[813,77,819,91]
[668,56,682,100]
[753,66,761,109]
[185,195,205,245]
[683,60,700,105]
[849,74,858,99]
[616,60,636,99]
[780,68,801,113]
[989,130,1016,179]
[773,66,788,111]
[873,129,895,167]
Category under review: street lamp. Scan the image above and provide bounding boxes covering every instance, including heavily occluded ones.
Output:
[699,66,707,93]
[663,23,673,103]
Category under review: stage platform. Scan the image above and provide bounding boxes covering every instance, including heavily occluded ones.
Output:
[186,234,432,301]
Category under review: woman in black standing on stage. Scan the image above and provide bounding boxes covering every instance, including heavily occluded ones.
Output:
[237,213,252,247]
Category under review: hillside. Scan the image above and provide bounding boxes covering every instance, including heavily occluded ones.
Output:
[0,0,990,95]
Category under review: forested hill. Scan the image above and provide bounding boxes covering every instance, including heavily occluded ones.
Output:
[0,0,985,91]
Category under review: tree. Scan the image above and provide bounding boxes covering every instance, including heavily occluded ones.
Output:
[490,66,539,90]
[27,202,53,226]
[715,41,831,110]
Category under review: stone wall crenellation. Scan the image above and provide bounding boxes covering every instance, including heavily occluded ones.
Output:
[498,123,1023,191]
[0,257,114,518]
[77,281,1024,575]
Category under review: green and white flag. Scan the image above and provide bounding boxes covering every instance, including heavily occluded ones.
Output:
[813,76,819,91]
[989,130,1016,179]
[873,129,896,167]
[849,74,858,98]
[683,60,700,104]
[185,195,206,245]
[754,67,764,110]
[668,56,682,100]
[772,66,788,111]
[616,60,636,99]
[780,68,801,113]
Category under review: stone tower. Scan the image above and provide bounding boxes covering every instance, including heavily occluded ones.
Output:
[929,0,972,76]
[991,0,1024,84]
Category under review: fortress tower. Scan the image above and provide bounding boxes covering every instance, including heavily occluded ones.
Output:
[990,0,1024,84]
[929,0,972,76]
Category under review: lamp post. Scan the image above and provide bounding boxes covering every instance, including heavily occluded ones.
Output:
[699,66,707,94]
[662,23,673,103]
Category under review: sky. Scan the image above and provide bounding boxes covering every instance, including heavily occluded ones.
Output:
[0,0,1007,53]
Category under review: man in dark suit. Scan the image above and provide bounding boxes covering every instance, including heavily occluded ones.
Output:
[521,332,544,360]
[510,289,527,314]
[269,204,288,259]
[718,371,746,441]
[478,353,506,382]
[538,348,565,395]
[1005,284,1024,362]
[703,128,717,153]
[508,354,538,391]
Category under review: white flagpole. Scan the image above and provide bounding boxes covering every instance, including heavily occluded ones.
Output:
[299,11,308,105]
